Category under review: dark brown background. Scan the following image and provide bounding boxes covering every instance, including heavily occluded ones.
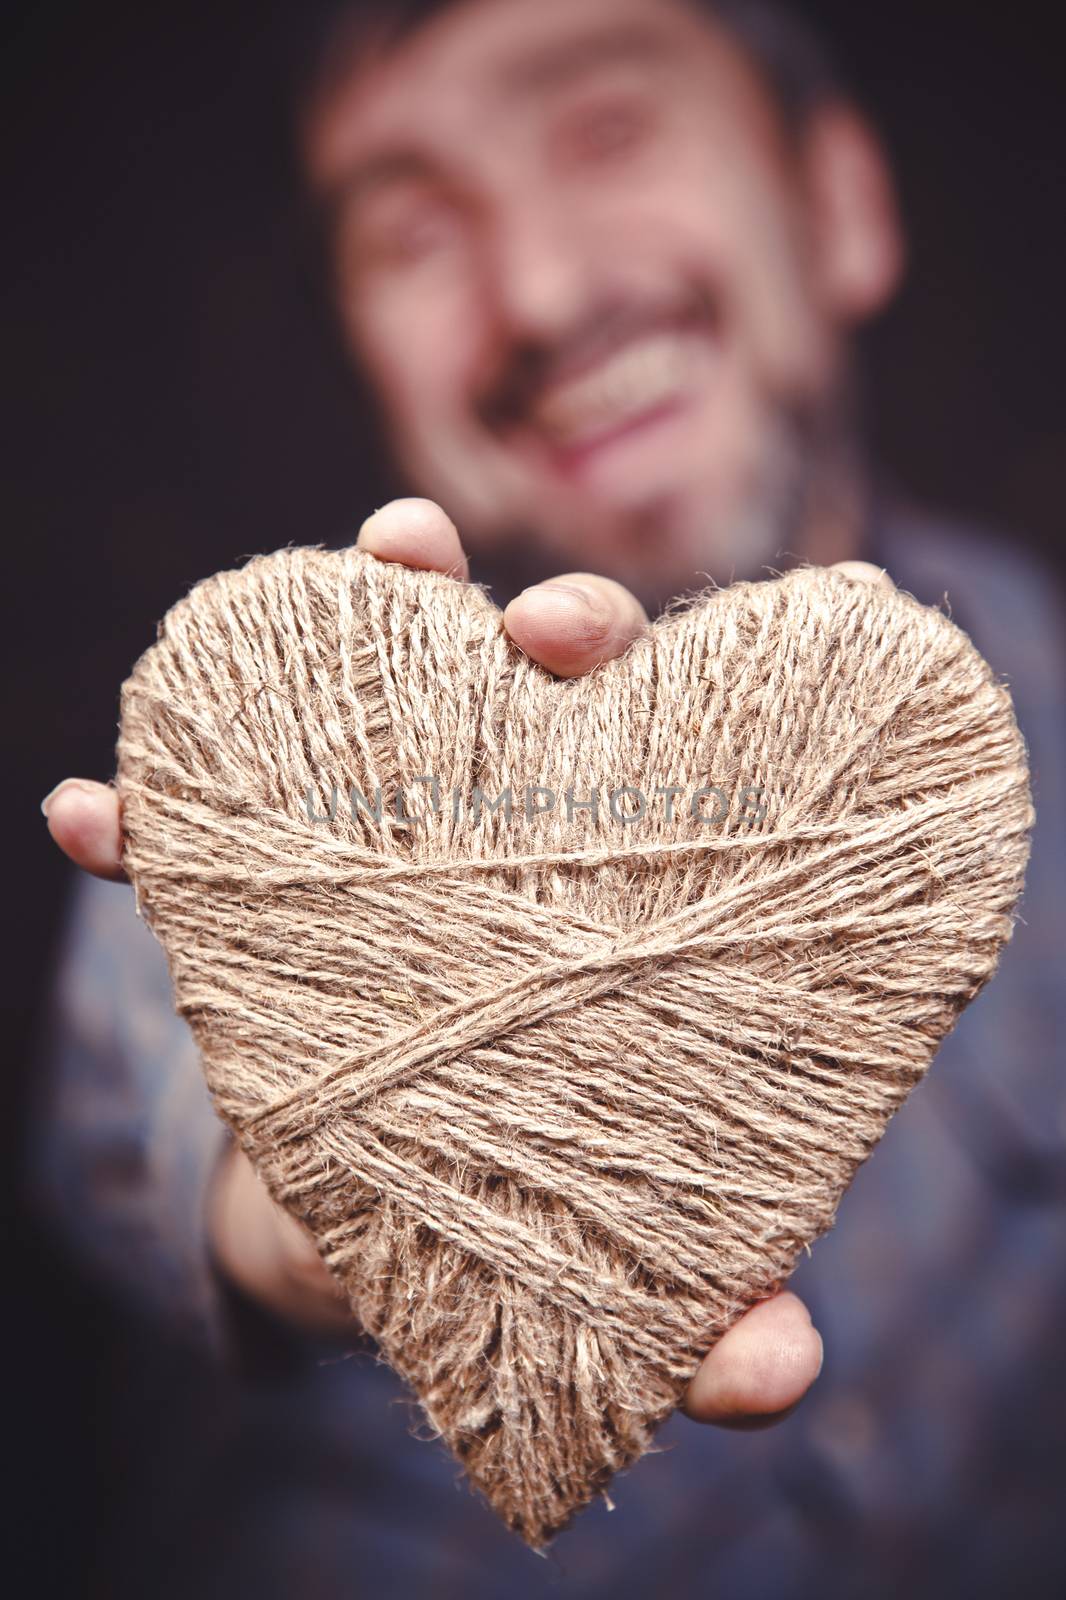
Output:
[5,2,1064,1591]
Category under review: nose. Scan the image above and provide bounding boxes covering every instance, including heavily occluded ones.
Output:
[483,184,594,346]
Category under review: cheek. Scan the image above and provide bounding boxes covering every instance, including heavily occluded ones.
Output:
[346,278,484,429]
[634,139,833,387]
[712,173,832,380]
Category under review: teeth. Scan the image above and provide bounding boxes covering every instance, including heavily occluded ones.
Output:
[533,333,696,447]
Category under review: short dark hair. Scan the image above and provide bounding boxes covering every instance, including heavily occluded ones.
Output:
[293,0,849,137]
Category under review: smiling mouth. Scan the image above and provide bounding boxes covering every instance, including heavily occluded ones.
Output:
[511,325,713,472]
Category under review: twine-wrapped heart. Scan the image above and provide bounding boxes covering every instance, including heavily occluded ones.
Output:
[116,547,1031,1546]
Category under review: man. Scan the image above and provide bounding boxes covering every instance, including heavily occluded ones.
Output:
[33,1,1066,1595]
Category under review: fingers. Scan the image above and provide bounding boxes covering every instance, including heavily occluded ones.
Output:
[503,574,649,678]
[40,500,468,884]
[42,778,126,882]
[357,497,469,582]
[682,1291,824,1429]
[358,498,649,677]
[41,521,885,884]
[209,1146,355,1335]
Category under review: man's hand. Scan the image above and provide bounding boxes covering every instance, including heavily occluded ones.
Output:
[41,497,891,1422]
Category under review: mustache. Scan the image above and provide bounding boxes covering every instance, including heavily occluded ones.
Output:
[474,283,721,431]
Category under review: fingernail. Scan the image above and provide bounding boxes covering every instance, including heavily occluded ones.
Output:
[518,584,612,647]
[40,778,92,817]
[832,560,893,588]
[522,580,606,614]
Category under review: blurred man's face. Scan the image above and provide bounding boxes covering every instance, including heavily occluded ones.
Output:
[304,0,890,595]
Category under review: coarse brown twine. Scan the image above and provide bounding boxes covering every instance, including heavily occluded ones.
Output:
[116,546,1032,1547]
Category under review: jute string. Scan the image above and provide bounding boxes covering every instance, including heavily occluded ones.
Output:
[116,548,1032,1546]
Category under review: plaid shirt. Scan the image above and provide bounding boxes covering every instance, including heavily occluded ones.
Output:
[28,503,1066,1599]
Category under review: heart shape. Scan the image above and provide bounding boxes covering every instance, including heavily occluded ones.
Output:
[116,547,1031,1546]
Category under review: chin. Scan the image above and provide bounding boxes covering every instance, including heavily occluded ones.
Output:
[561,484,763,605]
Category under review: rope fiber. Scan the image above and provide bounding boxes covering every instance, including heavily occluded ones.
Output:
[116,547,1032,1546]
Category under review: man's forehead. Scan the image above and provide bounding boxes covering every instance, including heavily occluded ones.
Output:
[304,0,719,196]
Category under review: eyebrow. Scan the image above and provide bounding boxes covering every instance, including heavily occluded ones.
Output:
[319,21,678,223]
[495,21,677,97]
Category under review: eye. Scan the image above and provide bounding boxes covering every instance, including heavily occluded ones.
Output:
[353,193,465,272]
[555,95,656,166]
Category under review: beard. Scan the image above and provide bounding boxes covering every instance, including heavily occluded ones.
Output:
[447,388,848,617]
